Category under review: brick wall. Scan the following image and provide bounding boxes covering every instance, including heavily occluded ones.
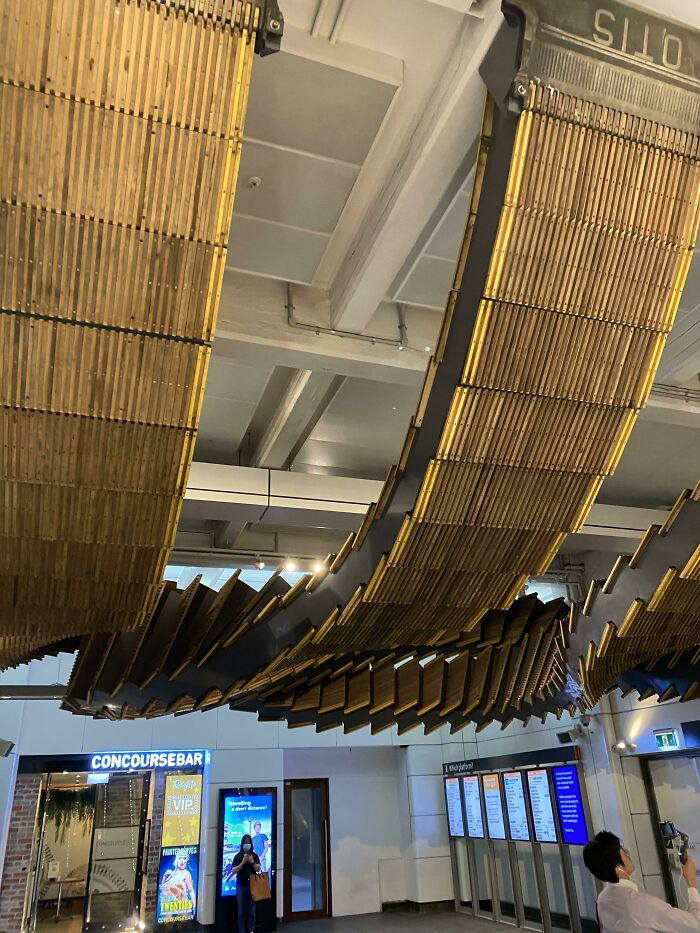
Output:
[143,771,166,928]
[0,774,41,933]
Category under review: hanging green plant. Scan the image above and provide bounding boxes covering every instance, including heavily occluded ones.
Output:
[45,789,94,843]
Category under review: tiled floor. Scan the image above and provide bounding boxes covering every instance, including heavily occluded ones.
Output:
[284,911,511,932]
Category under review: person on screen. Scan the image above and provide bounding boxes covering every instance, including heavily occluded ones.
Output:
[230,834,262,933]
[160,849,196,912]
[252,821,270,871]
[584,831,700,931]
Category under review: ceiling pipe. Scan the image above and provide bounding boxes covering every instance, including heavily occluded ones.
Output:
[329,0,351,43]
[311,0,331,38]
[285,282,407,349]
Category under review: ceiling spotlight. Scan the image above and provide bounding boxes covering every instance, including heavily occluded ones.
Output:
[424,346,431,352]
[256,560,265,570]
[313,562,324,574]
[613,739,636,753]
[284,560,297,573]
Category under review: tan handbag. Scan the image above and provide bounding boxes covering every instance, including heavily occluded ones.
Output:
[249,871,272,902]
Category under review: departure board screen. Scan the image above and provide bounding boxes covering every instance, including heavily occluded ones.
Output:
[503,771,530,841]
[445,777,465,837]
[552,766,588,845]
[462,776,485,838]
[527,769,557,843]
[482,774,506,840]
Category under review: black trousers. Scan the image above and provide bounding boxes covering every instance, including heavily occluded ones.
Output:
[237,886,256,933]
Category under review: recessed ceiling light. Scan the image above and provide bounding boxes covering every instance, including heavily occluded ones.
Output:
[313,562,323,574]
[424,346,431,352]
[256,560,265,570]
[284,560,297,573]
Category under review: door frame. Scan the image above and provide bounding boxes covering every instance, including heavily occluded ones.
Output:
[640,748,700,907]
[83,771,151,933]
[283,778,332,921]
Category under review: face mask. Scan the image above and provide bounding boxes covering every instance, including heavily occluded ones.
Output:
[242,844,252,852]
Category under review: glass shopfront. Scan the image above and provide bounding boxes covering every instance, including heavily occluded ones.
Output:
[19,750,207,933]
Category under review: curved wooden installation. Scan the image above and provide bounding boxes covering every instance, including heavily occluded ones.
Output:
[0,0,282,667]
[572,483,700,706]
[3,1,700,726]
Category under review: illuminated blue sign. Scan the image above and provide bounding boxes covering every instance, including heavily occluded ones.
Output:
[552,766,588,845]
[90,750,206,771]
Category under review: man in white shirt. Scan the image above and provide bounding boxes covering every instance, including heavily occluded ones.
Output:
[583,831,700,932]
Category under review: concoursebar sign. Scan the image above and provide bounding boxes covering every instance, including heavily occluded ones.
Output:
[90,750,206,772]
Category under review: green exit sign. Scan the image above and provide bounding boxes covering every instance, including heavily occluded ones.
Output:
[654,729,679,750]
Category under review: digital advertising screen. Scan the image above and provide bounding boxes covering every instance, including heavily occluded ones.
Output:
[220,792,274,896]
[444,777,465,837]
[463,776,484,838]
[527,769,557,843]
[503,771,530,841]
[482,774,506,840]
[157,845,199,923]
[552,766,588,845]
[162,774,203,847]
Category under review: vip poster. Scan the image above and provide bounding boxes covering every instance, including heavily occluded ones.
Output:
[221,793,274,896]
[162,774,203,847]
[157,846,199,923]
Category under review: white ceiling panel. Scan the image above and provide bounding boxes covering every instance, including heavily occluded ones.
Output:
[395,255,455,309]
[195,358,273,462]
[293,376,420,477]
[235,141,359,234]
[203,357,272,404]
[598,418,700,509]
[293,438,397,479]
[196,396,255,462]
[425,192,469,262]
[245,51,397,166]
[228,215,329,283]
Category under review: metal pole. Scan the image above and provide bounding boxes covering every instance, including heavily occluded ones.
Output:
[466,839,479,916]
[508,840,525,927]
[532,843,552,933]
[449,838,461,912]
[560,844,582,933]
[487,839,502,921]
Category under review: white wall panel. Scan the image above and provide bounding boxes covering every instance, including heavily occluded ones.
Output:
[408,774,445,818]
[410,814,450,859]
[414,855,453,901]
[216,708,280,749]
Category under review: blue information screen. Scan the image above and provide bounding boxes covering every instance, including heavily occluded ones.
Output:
[552,766,588,845]
[220,793,274,896]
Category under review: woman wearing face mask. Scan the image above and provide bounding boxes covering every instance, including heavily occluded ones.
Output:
[231,834,262,933]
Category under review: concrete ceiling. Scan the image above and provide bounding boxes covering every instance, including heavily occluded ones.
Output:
[175,0,700,572]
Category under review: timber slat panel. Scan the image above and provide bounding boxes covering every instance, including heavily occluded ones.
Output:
[1,0,259,666]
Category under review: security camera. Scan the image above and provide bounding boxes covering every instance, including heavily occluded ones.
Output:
[580,714,592,728]
[0,739,14,758]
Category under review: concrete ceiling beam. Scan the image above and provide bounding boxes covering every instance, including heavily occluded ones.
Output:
[326,2,502,330]
[181,463,669,545]
[214,270,441,387]
[248,368,345,469]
